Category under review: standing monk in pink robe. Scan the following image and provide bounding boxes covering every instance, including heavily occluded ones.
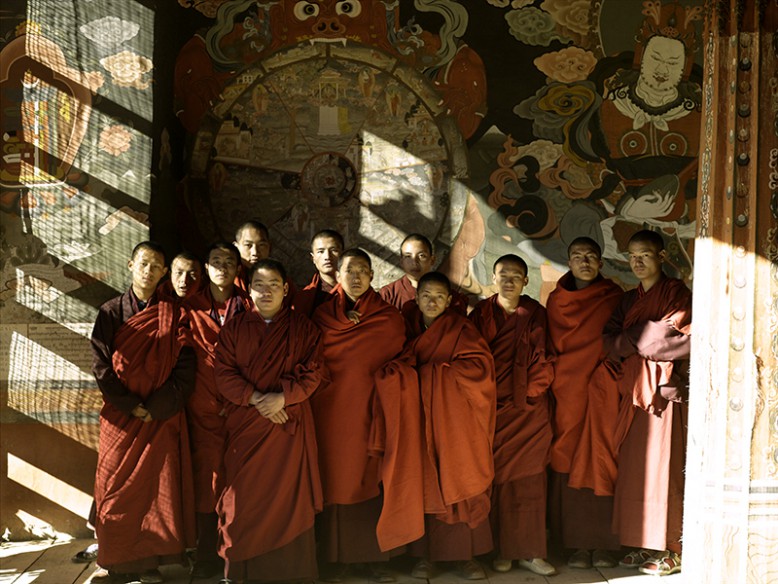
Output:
[91,242,196,584]
[183,242,249,579]
[469,254,556,577]
[605,230,691,577]
[312,249,406,582]
[546,237,623,569]
[214,259,326,583]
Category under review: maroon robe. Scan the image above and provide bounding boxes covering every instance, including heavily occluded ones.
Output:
[469,294,555,560]
[91,289,196,572]
[214,306,325,581]
[312,285,406,562]
[292,272,337,318]
[380,275,469,314]
[605,276,691,554]
[546,272,623,550]
[393,307,496,561]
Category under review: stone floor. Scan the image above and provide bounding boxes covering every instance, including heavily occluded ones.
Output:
[0,539,684,584]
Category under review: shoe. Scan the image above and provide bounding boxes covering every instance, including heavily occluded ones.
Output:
[568,549,591,569]
[491,558,512,572]
[618,548,654,568]
[369,563,396,583]
[639,551,681,576]
[517,558,557,576]
[592,549,617,568]
[139,569,163,584]
[458,560,486,580]
[191,557,224,579]
[410,559,435,579]
[72,543,99,563]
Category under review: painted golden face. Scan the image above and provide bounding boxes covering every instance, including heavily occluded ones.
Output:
[639,36,686,93]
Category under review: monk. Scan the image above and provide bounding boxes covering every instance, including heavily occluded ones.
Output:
[214,259,326,583]
[379,234,468,314]
[546,237,623,569]
[90,241,196,584]
[469,254,556,577]
[396,273,496,581]
[232,220,271,292]
[311,248,406,582]
[293,229,343,317]
[170,252,203,298]
[183,242,249,579]
[604,230,691,576]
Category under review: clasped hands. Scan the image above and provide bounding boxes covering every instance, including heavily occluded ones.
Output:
[249,390,288,424]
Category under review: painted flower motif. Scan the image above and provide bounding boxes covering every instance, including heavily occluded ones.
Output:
[534,47,597,83]
[79,17,139,48]
[515,81,599,143]
[515,140,564,171]
[505,7,568,47]
[178,0,230,18]
[99,125,133,156]
[540,155,601,199]
[487,0,534,7]
[100,50,153,90]
[540,0,592,38]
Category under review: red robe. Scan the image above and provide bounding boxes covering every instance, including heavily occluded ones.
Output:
[379,275,469,314]
[214,306,325,580]
[311,285,405,561]
[546,273,623,474]
[384,307,496,561]
[184,286,250,513]
[469,294,555,560]
[91,290,196,571]
[601,276,691,553]
[292,272,337,318]
[568,276,691,498]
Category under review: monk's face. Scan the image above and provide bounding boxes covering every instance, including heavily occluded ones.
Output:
[628,240,665,285]
[170,257,202,298]
[207,247,239,289]
[400,239,435,284]
[417,281,451,325]
[337,256,373,301]
[128,248,167,296]
[250,267,288,319]
[492,261,527,304]
[568,242,602,285]
[311,236,342,278]
[235,227,271,268]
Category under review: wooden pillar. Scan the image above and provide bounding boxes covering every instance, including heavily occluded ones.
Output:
[684,1,778,582]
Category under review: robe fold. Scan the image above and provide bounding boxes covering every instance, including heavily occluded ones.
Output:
[546,273,623,474]
[469,294,555,560]
[293,272,337,317]
[385,308,496,561]
[568,275,691,497]
[92,289,196,571]
[184,287,249,513]
[214,306,325,578]
[379,275,469,314]
[312,286,406,561]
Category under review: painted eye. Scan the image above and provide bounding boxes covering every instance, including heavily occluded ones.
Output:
[293,1,319,20]
[336,0,361,17]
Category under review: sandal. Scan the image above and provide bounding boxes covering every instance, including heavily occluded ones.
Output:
[639,551,681,576]
[618,549,653,568]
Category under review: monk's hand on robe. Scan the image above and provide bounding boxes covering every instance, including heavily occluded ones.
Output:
[266,409,289,424]
[131,404,152,423]
[254,391,286,417]
[346,310,362,324]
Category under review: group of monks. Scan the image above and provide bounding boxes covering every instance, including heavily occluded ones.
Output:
[88,221,692,584]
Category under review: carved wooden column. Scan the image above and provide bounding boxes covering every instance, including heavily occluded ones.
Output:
[684,1,778,582]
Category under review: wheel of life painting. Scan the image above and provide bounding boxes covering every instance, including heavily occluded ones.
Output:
[189,41,469,288]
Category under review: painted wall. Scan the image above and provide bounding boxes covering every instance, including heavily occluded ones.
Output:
[0,0,703,539]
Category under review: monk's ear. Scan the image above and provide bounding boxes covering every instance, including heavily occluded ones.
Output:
[282,282,289,297]
[431,253,437,266]
[368,270,374,283]
[658,249,667,262]
[335,269,342,284]
[162,266,169,276]
[445,294,451,308]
